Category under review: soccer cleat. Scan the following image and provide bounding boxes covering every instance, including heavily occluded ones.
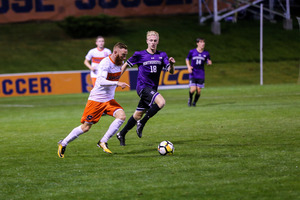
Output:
[57,140,66,158]
[192,102,196,107]
[97,141,112,154]
[116,132,126,146]
[188,99,192,107]
[136,120,144,138]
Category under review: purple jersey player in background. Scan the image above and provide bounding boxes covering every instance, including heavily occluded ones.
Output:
[186,38,212,107]
[116,31,175,146]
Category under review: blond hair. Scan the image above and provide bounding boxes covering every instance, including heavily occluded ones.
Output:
[146,31,159,39]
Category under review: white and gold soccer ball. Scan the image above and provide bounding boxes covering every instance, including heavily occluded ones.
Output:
[157,141,174,156]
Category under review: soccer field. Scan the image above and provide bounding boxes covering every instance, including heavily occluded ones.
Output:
[1,84,299,200]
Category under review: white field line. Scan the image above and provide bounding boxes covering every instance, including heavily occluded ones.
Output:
[0,104,35,107]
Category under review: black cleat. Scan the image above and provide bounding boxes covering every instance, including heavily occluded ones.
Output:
[192,102,196,107]
[136,120,144,138]
[188,99,192,107]
[116,132,125,146]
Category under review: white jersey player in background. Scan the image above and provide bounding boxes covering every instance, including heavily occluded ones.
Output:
[58,42,129,157]
[84,36,112,87]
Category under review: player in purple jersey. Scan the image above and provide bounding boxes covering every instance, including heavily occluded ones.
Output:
[186,38,212,107]
[116,31,175,146]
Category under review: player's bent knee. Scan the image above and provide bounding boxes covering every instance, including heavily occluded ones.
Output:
[115,110,126,121]
[157,100,166,109]
[133,111,144,120]
[81,123,92,132]
[155,94,165,108]
[118,114,126,121]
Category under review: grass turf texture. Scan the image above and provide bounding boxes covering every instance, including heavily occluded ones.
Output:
[0,84,299,199]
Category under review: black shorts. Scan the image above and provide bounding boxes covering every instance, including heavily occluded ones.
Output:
[189,78,205,88]
[136,87,159,111]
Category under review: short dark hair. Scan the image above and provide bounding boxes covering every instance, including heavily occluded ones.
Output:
[196,38,205,43]
[113,42,128,50]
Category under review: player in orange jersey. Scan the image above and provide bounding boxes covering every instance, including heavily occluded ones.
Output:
[84,36,112,87]
[58,42,129,157]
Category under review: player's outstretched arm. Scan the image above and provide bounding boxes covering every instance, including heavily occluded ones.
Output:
[98,69,119,86]
[117,81,130,89]
[121,63,129,75]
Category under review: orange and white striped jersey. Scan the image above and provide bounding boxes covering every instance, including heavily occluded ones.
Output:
[88,56,122,103]
[85,47,112,78]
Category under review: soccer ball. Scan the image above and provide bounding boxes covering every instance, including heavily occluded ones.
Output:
[157,141,174,156]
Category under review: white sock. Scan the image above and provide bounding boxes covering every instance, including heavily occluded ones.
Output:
[61,125,84,146]
[100,119,124,143]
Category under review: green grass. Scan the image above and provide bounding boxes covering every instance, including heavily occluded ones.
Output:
[0,14,299,199]
[0,15,299,86]
[0,84,299,199]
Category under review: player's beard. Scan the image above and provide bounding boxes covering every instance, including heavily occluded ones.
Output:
[115,55,123,66]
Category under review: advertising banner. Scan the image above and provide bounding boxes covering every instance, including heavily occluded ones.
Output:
[0,71,82,97]
[128,67,189,90]
[0,0,198,24]
[0,66,189,97]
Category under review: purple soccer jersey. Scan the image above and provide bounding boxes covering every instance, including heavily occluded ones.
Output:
[127,50,170,94]
[186,49,210,79]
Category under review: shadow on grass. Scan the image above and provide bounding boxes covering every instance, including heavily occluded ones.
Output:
[114,147,157,156]
[203,101,236,106]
